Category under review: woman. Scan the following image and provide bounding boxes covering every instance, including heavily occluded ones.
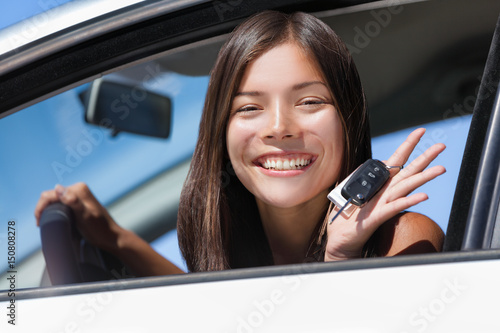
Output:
[35,11,445,275]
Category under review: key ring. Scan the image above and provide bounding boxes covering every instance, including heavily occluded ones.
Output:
[385,164,404,170]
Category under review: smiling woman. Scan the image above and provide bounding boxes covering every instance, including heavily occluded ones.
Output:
[225,43,345,266]
[34,9,445,277]
[177,10,445,272]
[227,43,343,209]
[2,0,500,331]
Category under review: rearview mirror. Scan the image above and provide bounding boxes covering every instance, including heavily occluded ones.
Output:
[83,78,171,138]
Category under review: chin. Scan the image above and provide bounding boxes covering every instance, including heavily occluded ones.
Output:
[255,189,318,209]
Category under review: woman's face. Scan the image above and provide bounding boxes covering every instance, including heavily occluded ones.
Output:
[226,42,344,209]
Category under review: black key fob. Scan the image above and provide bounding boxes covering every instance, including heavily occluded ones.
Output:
[341,159,390,206]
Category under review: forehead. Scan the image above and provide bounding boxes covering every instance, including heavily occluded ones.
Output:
[238,42,326,89]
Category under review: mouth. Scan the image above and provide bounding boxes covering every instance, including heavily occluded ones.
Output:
[255,154,314,171]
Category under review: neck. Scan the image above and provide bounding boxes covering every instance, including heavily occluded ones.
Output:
[256,191,329,265]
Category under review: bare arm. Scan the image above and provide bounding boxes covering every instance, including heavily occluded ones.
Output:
[368,211,444,257]
[112,228,185,276]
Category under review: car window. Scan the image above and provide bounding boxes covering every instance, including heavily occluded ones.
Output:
[0,38,478,291]
[0,60,208,287]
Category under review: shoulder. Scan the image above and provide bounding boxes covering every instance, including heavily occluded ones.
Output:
[370,211,444,257]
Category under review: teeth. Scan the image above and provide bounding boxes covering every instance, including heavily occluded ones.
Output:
[262,158,311,170]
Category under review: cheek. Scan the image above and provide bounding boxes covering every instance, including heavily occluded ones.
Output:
[321,115,343,149]
[226,120,257,191]
[306,109,344,151]
[310,110,345,181]
[226,118,256,166]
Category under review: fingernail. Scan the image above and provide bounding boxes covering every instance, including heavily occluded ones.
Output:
[55,184,65,197]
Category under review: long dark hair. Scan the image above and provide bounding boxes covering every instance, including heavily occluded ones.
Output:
[177,10,371,272]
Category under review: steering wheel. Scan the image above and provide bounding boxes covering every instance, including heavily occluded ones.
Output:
[39,202,130,285]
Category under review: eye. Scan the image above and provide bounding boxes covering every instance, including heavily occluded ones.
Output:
[302,99,325,105]
[235,105,260,113]
[298,98,330,107]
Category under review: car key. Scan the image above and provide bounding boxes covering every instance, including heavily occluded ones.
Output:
[341,159,390,206]
[329,159,391,223]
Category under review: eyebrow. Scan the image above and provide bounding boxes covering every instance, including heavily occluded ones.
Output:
[234,81,328,97]
[234,91,262,97]
[292,81,328,90]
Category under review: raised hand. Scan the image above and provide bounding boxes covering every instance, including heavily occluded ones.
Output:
[325,128,446,261]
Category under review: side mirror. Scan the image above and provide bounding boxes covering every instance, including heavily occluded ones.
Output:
[83,78,172,138]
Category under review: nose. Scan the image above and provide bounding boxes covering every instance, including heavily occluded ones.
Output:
[262,101,299,140]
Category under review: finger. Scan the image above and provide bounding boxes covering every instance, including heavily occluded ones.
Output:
[380,192,430,220]
[396,143,446,181]
[385,128,426,168]
[34,186,63,226]
[386,165,446,202]
[363,192,429,226]
[55,184,65,198]
[71,182,95,202]
[58,184,86,216]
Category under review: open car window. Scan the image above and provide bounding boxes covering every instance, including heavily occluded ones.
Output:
[0,64,209,285]
[1,0,500,331]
